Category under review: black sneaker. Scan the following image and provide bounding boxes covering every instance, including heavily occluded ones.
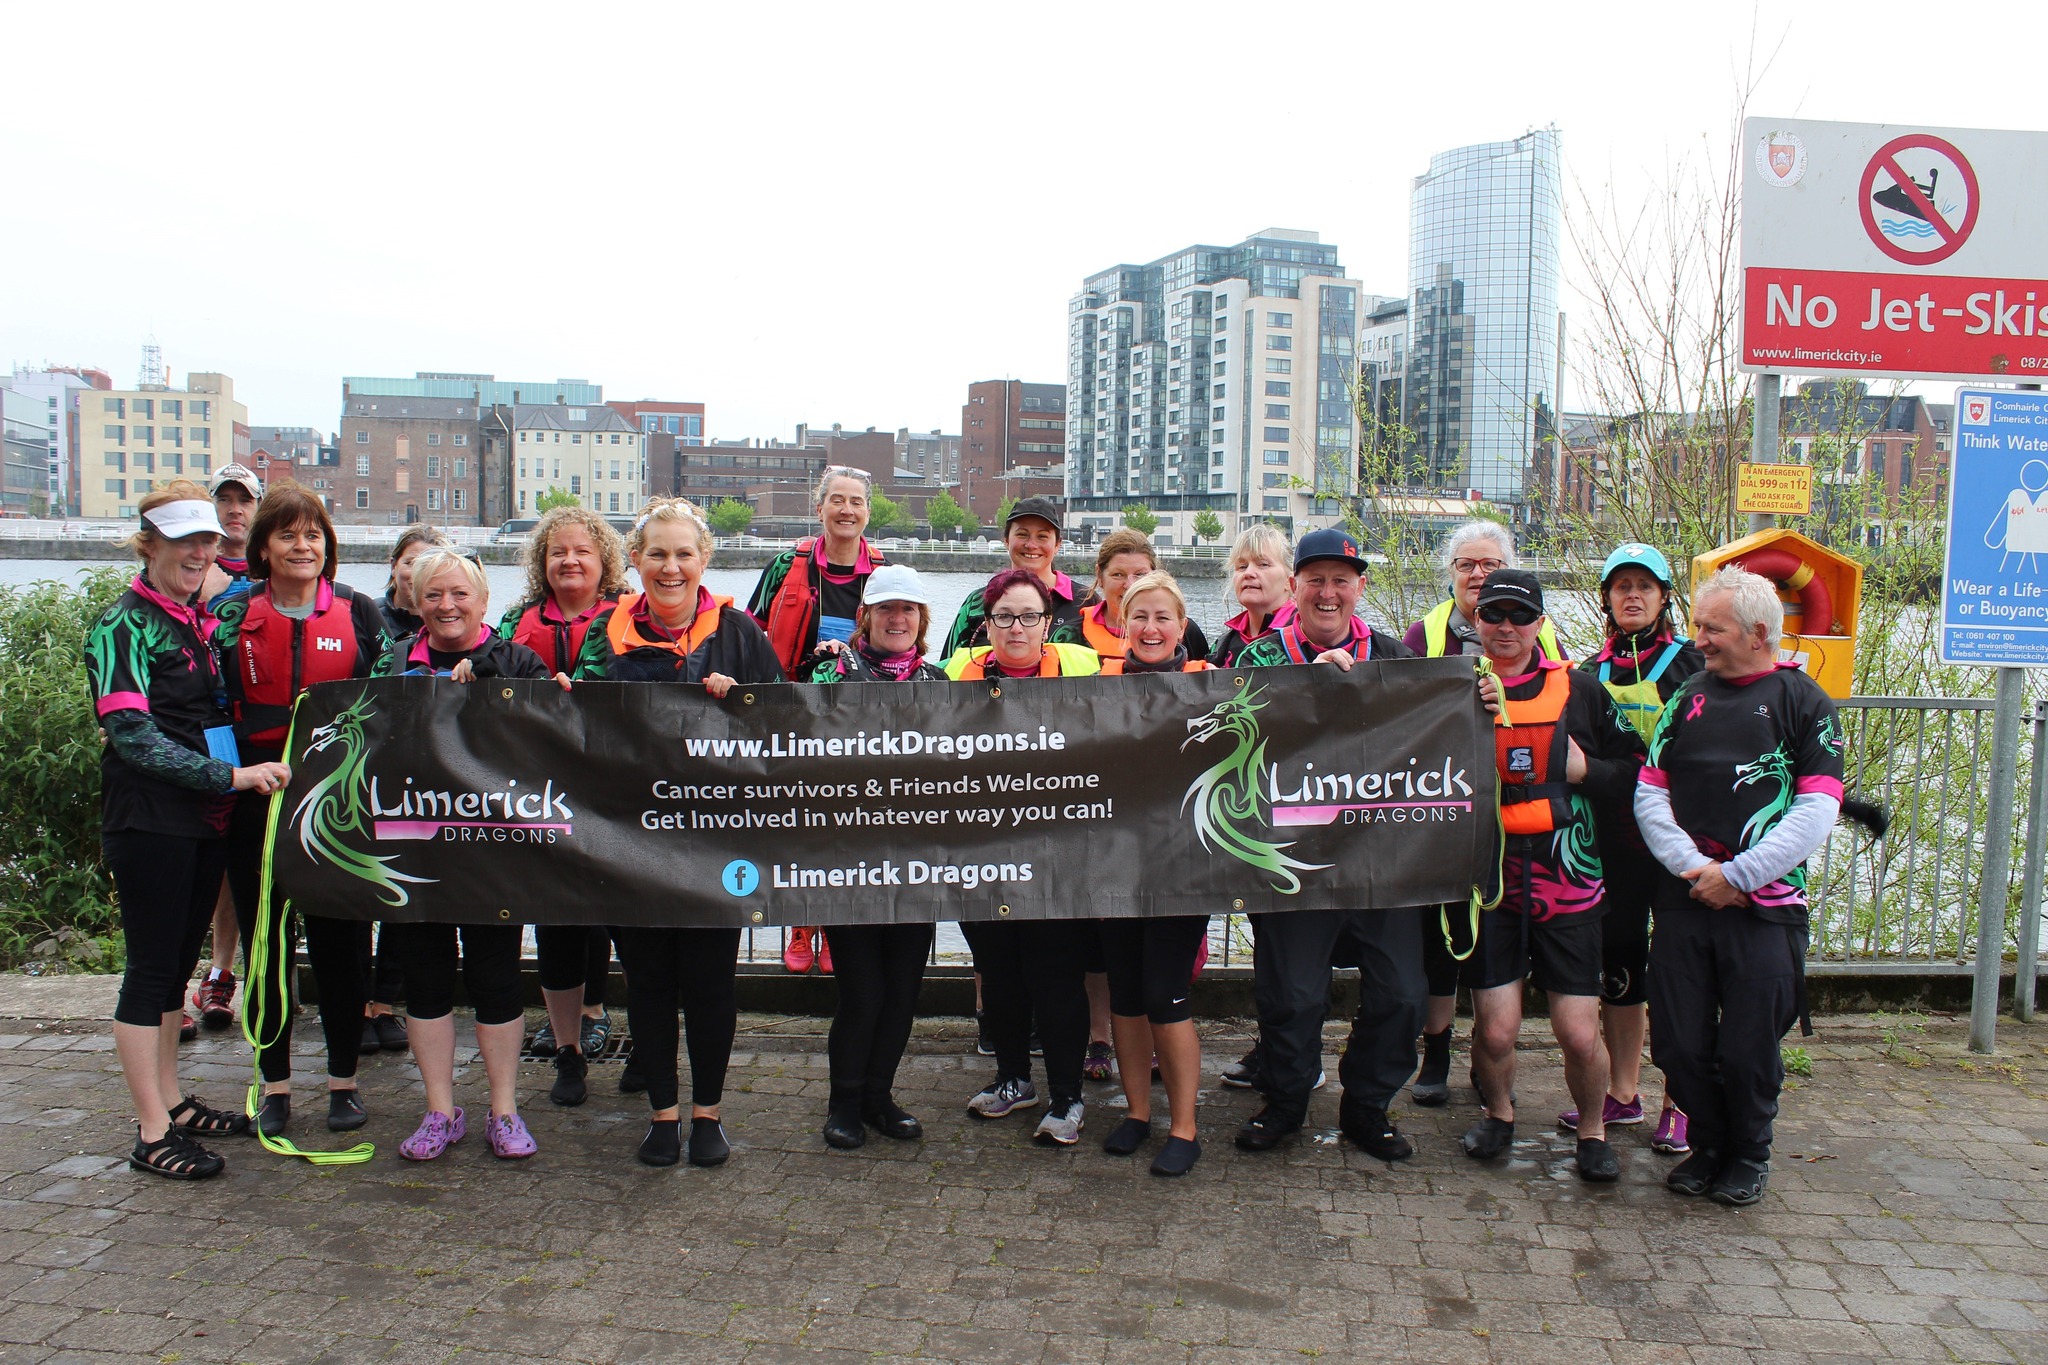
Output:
[1666,1148,1723,1197]
[1234,1105,1302,1152]
[687,1117,730,1167]
[372,1013,409,1052]
[1708,1156,1769,1207]
[1219,1044,1261,1089]
[619,1049,647,1094]
[550,1048,588,1107]
[1575,1137,1620,1182]
[1340,1101,1413,1161]
[359,1018,382,1056]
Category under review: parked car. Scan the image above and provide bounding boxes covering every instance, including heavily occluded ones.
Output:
[494,518,538,543]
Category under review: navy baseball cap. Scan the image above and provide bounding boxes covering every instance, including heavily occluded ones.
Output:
[1293,528,1368,572]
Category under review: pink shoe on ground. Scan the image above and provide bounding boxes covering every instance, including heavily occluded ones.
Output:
[399,1107,466,1161]
[486,1112,537,1159]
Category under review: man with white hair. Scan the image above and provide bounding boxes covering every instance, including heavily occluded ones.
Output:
[1634,566,1844,1207]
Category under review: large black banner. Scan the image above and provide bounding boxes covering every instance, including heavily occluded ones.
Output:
[262,659,1494,926]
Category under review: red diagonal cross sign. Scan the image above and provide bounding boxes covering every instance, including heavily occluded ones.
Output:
[1859,133,1979,266]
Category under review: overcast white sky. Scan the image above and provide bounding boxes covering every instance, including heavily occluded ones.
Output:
[5,0,2041,440]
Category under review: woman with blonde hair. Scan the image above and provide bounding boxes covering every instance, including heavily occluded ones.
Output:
[496,504,631,1105]
[577,498,784,1167]
[1208,523,1296,667]
[85,480,293,1177]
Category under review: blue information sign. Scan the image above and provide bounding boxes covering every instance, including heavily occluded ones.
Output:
[1942,388,2048,666]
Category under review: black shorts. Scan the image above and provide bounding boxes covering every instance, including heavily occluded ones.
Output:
[1474,907,1604,996]
[1420,902,1478,997]
[1599,851,1659,1006]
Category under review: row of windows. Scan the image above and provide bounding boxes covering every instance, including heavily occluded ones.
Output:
[100,452,211,475]
[639,414,704,437]
[517,489,631,513]
[352,430,468,446]
[520,430,636,445]
[102,425,212,447]
[102,397,212,421]
[518,458,642,482]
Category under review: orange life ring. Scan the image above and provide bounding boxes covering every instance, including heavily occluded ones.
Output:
[1733,547,1835,635]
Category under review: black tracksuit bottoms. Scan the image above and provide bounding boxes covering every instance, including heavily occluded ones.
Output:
[1252,907,1426,1120]
[614,926,741,1111]
[823,922,933,1112]
[960,918,1090,1106]
[1648,902,1808,1162]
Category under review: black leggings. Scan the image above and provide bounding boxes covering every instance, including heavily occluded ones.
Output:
[961,918,1090,1106]
[537,925,612,1005]
[105,829,229,1028]
[1099,916,1209,1025]
[401,924,524,1025]
[823,923,932,1110]
[614,926,739,1111]
[225,791,369,1082]
[363,923,406,1006]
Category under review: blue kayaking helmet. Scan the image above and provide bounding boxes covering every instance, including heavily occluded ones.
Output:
[1600,542,1673,588]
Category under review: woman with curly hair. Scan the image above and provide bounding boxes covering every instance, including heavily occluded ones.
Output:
[496,505,631,1106]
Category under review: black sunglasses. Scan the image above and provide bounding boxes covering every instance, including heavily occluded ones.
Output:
[1476,603,1541,627]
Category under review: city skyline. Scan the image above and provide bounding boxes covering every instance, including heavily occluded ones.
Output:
[4,2,2038,446]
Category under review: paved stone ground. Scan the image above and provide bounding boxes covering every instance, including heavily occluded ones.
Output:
[0,985,2043,1364]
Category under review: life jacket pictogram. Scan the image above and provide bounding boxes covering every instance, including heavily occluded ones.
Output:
[1080,603,1126,660]
[1596,637,1687,744]
[1495,663,1575,836]
[231,580,361,748]
[760,537,880,676]
[509,595,614,674]
[607,590,731,661]
[1421,597,1561,661]
[1277,620,1368,665]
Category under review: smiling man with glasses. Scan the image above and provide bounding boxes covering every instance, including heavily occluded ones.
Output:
[1463,568,1640,1183]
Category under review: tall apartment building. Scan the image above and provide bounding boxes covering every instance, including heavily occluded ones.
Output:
[486,403,647,519]
[1,389,47,514]
[959,381,1064,522]
[1405,131,1563,507]
[3,366,109,515]
[74,372,247,519]
[1067,229,1362,542]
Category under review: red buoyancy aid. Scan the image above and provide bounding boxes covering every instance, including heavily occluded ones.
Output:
[760,537,880,676]
[1495,664,1574,836]
[510,595,613,674]
[1278,620,1369,664]
[1099,656,1210,675]
[232,580,362,749]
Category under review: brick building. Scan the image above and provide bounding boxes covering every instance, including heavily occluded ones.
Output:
[959,379,1066,523]
[335,394,481,526]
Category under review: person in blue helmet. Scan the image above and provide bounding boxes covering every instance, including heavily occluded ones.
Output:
[1563,543,1702,1157]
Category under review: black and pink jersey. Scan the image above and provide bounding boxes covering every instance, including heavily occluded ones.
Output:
[1641,662,1845,923]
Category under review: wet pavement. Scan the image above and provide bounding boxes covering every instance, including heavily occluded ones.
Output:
[0,984,2043,1364]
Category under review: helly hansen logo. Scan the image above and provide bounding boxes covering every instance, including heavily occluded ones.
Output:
[315,637,345,652]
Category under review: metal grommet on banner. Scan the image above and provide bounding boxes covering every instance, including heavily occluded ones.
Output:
[1234,674,1246,688]
[742,693,755,705]
[989,686,1002,699]
[1232,899,1244,911]
[750,911,764,924]
[498,909,511,920]
[998,905,1011,916]
[501,688,513,699]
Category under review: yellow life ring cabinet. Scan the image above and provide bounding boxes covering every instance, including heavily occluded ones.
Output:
[1692,529,1862,698]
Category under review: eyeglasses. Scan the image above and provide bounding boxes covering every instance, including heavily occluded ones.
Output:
[989,611,1046,629]
[1476,604,1541,627]
[1452,557,1506,576]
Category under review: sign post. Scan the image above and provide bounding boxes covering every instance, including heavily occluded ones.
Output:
[1942,387,2048,1051]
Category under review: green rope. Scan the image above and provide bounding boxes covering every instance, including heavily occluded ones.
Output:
[245,693,375,1165]
[1443,658,1507,963]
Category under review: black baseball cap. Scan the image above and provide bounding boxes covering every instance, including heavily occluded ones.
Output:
[1475,567,1545,614]
[1293,527,1368,572]
[1004,496,1063,536]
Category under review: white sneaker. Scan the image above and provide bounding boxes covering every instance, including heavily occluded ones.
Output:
[1033,1099,1084,1146]
[966,1076,1038,1119]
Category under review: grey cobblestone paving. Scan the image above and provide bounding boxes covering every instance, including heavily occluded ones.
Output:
[0,1006,2042,1363]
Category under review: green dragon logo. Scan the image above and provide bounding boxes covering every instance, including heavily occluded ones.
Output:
[1179,683,1331,894]
[290,691,434,906]
[1733,743,1795,849]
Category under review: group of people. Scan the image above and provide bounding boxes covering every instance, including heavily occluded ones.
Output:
[87,464,1840,1206]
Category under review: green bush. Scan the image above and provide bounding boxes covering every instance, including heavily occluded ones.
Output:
[0,568,126,965]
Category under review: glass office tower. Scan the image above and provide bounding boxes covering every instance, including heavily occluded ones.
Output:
[1405,130,1562,505]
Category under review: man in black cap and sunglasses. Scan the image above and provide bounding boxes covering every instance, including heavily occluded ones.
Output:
[1465,568,1641,1182]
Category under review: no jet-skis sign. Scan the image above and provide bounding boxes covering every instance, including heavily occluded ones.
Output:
[1942,388,2048,667]
[1742,117,2048,381]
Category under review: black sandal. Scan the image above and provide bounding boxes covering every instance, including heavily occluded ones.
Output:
[129,1127,224,1180]
[168,1095,249,1138]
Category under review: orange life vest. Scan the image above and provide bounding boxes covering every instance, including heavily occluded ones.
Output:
[760,537,881,676]
[954,648,1065,681]
[1495,664,1574,836]
[607,590,731,660]
[1080,603,1126,660]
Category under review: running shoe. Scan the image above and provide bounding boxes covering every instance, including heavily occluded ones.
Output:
[399,1108,466,1161]
[1650,1105,1690,1154]
[178,1012,197,1043]
[1219,1045,1260,1088]
[528,1018,558,1058]
[1082,1042,1114,1083]
[550,1048,588,1107]
[373,1013,408,1051]
[579,1010,611,1057]
[783,926,816,974]
[194,969,236,1031]
[816,933,833,975]
[1556,1093,1644,1132]
[966,1076,1038,1119]
[486,1113,537,1160]
[1033,1099,1084,1146]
